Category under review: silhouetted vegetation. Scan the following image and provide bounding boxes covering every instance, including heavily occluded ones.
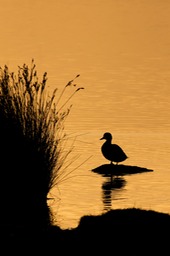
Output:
[0,60,83,227]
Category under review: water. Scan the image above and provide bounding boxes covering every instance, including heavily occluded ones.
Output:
[1,0,170,229]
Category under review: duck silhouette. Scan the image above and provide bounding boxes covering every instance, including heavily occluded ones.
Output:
[100,132,128,164]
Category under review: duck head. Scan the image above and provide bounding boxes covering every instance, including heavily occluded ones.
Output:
[100,132,112,141]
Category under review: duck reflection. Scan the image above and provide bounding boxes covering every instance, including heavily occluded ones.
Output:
[102,176,126,211]
[91,163,153,211]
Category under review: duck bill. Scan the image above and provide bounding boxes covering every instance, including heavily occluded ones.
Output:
[100,137,104,140]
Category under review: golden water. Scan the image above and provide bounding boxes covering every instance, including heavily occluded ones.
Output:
[1,0,170,229]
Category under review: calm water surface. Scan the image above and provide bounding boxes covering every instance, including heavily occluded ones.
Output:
[1,0,170,229]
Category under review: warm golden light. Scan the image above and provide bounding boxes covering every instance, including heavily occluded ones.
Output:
[1,0,170,230]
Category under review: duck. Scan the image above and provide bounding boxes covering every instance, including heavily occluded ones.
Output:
[100,132,128,164]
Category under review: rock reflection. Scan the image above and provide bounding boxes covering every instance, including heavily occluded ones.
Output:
[92,163,153,211]
[102,176,126,211]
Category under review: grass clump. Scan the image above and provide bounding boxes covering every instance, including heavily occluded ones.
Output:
[0,59,83,227]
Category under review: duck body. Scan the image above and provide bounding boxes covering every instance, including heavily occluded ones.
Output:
[100,132,128,164]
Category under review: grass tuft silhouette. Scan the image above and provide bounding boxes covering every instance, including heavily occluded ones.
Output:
[0,59,83,227]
